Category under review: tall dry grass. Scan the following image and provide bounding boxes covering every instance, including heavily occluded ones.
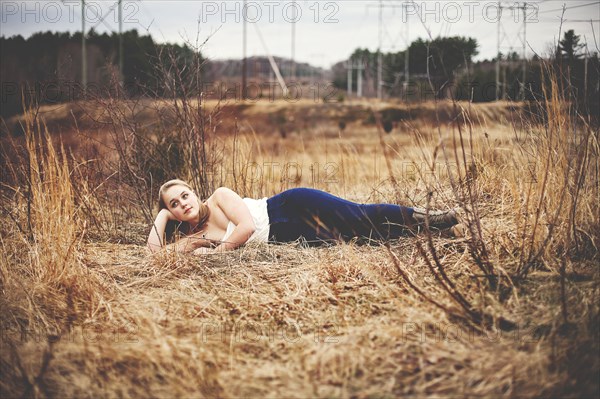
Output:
[1,59,598,397]
[1,108,110,396]
[382,63,599,332]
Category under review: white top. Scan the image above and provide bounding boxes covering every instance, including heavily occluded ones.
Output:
[221,197,270,244]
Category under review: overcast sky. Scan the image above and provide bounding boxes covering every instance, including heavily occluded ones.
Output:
[1,1,599,68]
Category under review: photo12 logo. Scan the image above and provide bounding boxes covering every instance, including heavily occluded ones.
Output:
[198,321,340,344]
[399,1,539,23]
[1,1,140,24]
[200,1,340,24]
[206,161,340,185]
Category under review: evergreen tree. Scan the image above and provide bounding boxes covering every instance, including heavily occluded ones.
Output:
[559,29,584,62]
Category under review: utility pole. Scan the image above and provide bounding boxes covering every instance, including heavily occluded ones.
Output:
[82,0,87,91]
[503,63,507,100]
[242,0,247,99]
[496,1,501,101]
[346,61,365,98]
[584,43,588,101]
[347,61,353,97]
[291,0,296,80]
[118,0,123,84]
[404,2,410,98]
[357,62,364,97]
[377,0,383,100]
[521,2,527,100]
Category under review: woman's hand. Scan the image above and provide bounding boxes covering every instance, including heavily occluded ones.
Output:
[159,208,177,221]
[174,232,209,253]
[192,247,213,255]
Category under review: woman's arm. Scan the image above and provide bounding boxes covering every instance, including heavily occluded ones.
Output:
[211,187,256,252]
[147,209,208,254]
[170,232,210,253]
[147,209,173,253]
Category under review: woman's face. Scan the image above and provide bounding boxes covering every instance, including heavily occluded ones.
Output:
[162,184,202,223]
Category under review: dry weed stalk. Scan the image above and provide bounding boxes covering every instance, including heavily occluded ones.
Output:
[378,50,599,335]
[66,44,227,242]
[1,105,110,397]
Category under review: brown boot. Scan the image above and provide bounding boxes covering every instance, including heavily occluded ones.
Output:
[411,207,459,230]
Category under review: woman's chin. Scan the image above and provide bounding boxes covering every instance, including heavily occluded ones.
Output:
[182,212,199,223]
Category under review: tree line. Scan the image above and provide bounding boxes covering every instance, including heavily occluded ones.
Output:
[332,31,598,114]
[1,29,598,119]
[0,30,201,117]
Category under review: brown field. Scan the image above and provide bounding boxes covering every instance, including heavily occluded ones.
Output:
[1,93,598,398]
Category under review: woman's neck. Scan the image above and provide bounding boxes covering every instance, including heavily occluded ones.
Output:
[189,213,208,233]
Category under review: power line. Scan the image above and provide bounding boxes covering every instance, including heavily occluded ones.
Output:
[538,19,600,22]
[410,1,599,21]
[90,2,119,31]
[538,1,600,14]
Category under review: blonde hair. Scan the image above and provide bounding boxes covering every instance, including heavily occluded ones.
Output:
[158,179,210,234]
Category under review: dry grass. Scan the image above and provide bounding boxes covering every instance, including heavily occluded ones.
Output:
[1,80,598,397]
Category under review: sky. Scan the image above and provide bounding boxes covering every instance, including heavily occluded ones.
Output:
[1,1,599,68]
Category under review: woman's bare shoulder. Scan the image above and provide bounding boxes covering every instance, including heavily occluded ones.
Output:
[206,187,227,200]
[205,187,237,208]
[210,187,243,203]
[213,186,237,196]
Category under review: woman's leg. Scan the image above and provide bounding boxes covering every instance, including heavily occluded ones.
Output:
[267,188,414,244]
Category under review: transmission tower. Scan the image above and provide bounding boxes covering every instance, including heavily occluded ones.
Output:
[345,61,365,98]
[368,1,411,100]
[79,0,126,89]
[496,1,532,101]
